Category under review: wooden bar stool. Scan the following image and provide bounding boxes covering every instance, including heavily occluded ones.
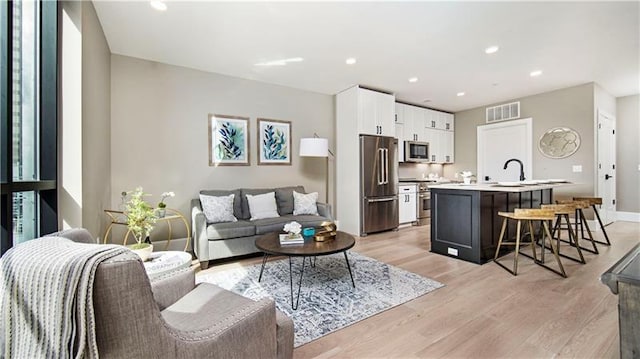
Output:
[541,203,585,264]
[558,199,599,254]
[494,208,566,278]
[573,196,611,246]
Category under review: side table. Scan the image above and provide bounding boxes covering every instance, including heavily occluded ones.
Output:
[103,208,191,251]
[143,251,193,281]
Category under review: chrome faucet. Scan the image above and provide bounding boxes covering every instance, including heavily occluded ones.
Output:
[503,158,525,181]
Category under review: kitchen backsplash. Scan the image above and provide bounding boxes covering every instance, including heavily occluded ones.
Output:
[398,162,446,179]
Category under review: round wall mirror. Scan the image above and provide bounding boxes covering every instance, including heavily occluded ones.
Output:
[538,127,581,159]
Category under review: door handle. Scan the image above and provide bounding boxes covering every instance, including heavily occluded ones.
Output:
[377,148,384,185]
[605,174,613,180]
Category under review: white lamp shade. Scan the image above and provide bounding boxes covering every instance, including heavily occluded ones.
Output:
[299,138,329,157]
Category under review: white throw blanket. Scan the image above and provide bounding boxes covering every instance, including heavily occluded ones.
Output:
[0,237,129,358]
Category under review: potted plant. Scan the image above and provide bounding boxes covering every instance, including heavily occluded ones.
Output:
[156,191,175,218]
[124,187,158,261]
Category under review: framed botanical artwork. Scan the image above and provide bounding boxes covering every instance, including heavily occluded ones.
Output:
[208,114,250,166]
[257,118,292,165]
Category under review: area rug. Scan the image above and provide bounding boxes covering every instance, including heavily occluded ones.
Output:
[196,252,444,347]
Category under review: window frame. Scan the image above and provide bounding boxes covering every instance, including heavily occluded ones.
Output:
[1,0,58,255]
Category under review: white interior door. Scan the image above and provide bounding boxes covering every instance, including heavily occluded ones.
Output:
[477,118,533,183]
[597,110,616,224]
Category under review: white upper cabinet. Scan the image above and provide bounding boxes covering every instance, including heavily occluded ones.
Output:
[395,103,404,124]
[358,88,395,136]
[425,109,440,129]
[396,103,428,142]
[395,123,405,163]
[442,113,455,132]
[392,101,455,163]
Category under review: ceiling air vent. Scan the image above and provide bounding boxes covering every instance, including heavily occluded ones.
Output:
[486,101,520,123]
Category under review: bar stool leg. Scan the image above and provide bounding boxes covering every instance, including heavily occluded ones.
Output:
[592,204,612,245]
[578,208,599,254]
[534,221,567,278]
[565,213,585,263]
[494,218,521,276]
[528,220,538,262]
[493,218,508,261]
[547,213,586,264]
[513,220,522,275]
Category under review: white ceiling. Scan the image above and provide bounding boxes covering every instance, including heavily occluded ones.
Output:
[93,1,639,112]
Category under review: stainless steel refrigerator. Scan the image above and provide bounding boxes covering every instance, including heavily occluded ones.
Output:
[360,134,399,236]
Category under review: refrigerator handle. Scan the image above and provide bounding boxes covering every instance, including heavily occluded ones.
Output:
[377,148,384,185]
[386,148,390,184]
[384,148,389,184]
[367,197,397,203]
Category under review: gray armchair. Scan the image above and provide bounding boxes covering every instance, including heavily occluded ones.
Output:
[56,228,294,359]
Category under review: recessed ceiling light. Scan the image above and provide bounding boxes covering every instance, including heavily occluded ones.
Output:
[408,77,418,83]
[254,57,304,66]
[150,1,167,11]
[530,70,543,77]
[345,58,357,65]
[457,92,465,97]
[485,45,499,54]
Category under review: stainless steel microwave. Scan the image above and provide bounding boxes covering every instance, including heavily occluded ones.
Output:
[404,141,430,162]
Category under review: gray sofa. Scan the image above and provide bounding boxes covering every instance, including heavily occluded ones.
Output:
[54,228,294,359]
[192,185,333,269]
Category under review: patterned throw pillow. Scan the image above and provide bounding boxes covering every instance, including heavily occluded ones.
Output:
[246,192,280,220]
[199,194,237,223]
[293,191,319,215]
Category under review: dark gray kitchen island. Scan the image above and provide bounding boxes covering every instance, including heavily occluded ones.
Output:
[429,182,572,264]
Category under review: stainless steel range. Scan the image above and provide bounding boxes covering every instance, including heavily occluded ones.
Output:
[417,183,431,226]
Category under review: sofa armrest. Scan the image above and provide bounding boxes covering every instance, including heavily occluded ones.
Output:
[162,285,278,357]
[317,202,333,220]
[150,268,196,310]
[47,228,96,244]
[191,199,209,263]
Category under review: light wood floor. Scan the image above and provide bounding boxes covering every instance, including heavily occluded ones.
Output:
[197,221,640,358]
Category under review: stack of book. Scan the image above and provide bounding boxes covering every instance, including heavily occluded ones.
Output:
[279,233,304,245]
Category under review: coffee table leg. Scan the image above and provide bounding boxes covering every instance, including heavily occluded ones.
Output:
[344,251,355,288]
[258,253,269,282]
[289,256,306,310]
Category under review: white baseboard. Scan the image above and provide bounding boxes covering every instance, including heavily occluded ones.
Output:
[617,211,640,222]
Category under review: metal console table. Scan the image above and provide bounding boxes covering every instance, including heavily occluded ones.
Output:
[103,208,191,251]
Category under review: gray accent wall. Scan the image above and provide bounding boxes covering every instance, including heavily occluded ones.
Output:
[444,83,597,199]
[82,2,112,239]
[616,95,640,213]
[110,55,334,235]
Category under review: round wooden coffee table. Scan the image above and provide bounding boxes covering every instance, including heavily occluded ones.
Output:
[255,231,356,309]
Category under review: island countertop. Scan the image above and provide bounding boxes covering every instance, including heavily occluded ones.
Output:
[429,183,563,264]
[428,182,574,193]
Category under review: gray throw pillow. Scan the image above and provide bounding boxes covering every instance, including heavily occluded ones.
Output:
[293,191,319,215]
[199,194,237,223]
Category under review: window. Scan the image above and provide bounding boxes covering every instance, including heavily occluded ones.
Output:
[1,0,58,255]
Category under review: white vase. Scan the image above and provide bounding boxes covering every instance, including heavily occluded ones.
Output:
[463,177,472,185]
[128,243,154,261]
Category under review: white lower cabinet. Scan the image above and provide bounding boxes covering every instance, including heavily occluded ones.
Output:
[398,184,417,224]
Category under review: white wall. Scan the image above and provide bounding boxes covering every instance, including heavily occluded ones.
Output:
[616,94,640,213]
[60,1,83,230]
[110,55,334,239]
